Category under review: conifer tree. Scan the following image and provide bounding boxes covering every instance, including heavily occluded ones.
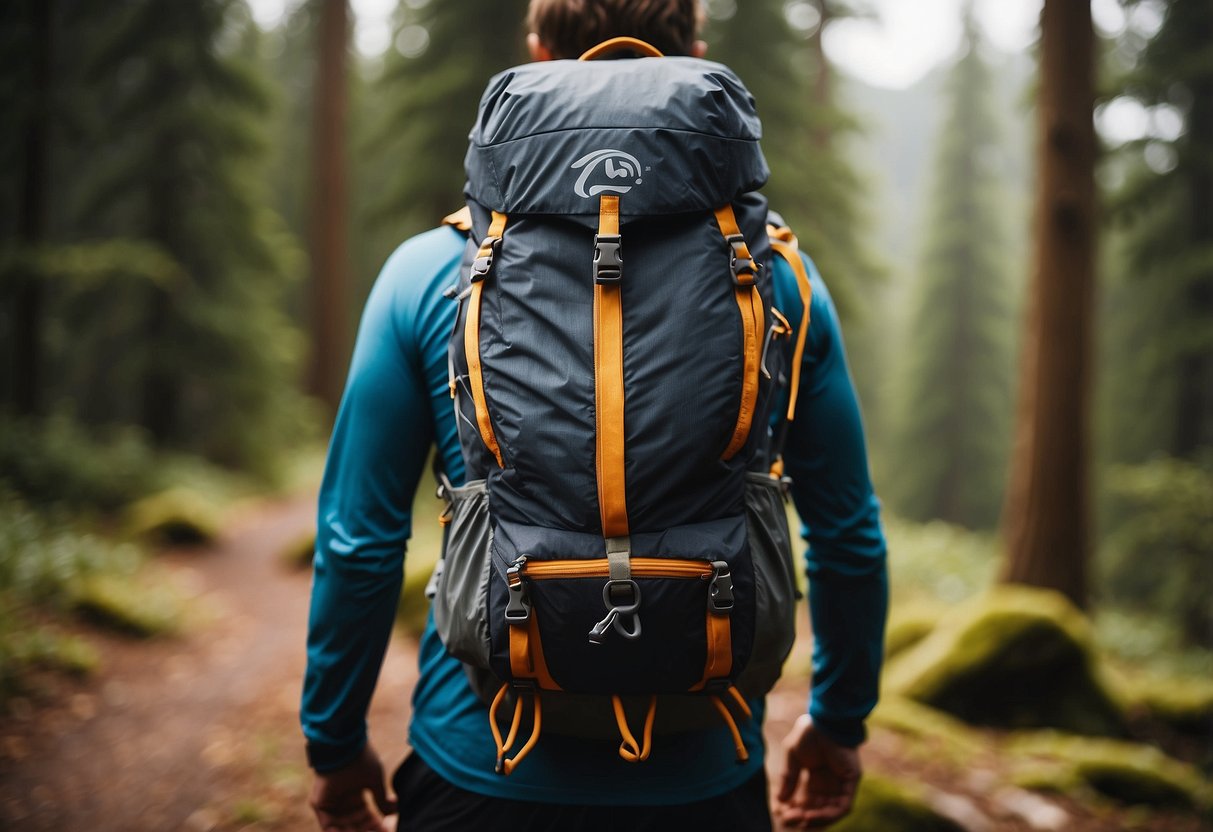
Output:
[1107,0,1213,460]
[72,0,308,473]
[889,7,1015,529]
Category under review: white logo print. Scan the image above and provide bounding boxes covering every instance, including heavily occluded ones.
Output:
[571,149,644,198]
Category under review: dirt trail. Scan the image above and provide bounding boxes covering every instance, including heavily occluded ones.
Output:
[0,493,418,831]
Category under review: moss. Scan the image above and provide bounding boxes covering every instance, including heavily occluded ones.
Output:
[73,574,182,636]
[869,696,987,764]
[1124,674,1213,736]
[124,487,223,546]
[279,530,316,571]
[885,601,944,659]
[0,621,100,701]
[831,775,965,832]
[1009,732,1212,811]
[883,585,1126,736]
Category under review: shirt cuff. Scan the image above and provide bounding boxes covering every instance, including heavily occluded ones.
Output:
[806,706,867,748]
[306,737,367,773]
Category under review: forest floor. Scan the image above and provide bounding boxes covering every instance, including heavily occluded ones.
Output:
[0,493,1208,831]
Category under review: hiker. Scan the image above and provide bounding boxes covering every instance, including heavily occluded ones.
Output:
[301,2,888,830]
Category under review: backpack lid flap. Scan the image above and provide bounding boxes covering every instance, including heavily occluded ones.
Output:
[465,57,770,217]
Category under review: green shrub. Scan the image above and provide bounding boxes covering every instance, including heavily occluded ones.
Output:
[123,487,224,546]
[1101,458,1213,647]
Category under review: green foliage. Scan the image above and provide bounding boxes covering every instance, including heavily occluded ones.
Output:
[1101,457,1213,646]
[884,586,1127,736]
[883,515,999,606]
[0,608,99,702]
[887,11,1015,529]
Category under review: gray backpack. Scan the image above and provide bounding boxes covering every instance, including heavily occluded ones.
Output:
[430,38,813,775]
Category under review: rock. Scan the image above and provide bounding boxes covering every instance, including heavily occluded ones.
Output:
[883,586,1126,736]
[124,487,223,546]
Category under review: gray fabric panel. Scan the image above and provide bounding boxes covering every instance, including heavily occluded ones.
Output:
[431,480,494,669]
[735,472,798,697]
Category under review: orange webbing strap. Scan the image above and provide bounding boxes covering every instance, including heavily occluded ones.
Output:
[508,612,562,691]
[612,694,658,762]
[489,683,543,775]
[715,205,765,461]
[442,205,472,232]
[710,694,750,763]
[767,226,813,423]
[579,36,664,60]
[689,608,734,692]
[464,211,508,467]
[594,195,630,537]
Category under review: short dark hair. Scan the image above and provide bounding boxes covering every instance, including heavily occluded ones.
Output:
[527,0,704,60]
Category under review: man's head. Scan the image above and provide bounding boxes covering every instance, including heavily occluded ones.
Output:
[526,0,707,61]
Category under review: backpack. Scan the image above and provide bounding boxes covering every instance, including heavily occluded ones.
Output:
[430,37,814,775]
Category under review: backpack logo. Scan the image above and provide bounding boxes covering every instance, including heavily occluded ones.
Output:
[571,149,643,198]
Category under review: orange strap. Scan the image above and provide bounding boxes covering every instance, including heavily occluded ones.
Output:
[489,683,543,775]
[442,205,472,232]
[709,694,750,763]
[579,37,664,60]
[690,607,734,691]
[612,694,658,762]
[507,612,561,691]
[715,205,764,460]
[594,196,630,537]
[464,211,508,467]
[767,226,813,422]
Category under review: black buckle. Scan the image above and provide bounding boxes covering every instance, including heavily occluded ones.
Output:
[726,234,759,286]
[504,558,531,622]
[709,561,734,613]
[470,236,501,283]
[594,234,622,284]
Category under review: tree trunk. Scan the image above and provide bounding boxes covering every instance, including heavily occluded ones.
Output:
[307,0,351,414]
[999,0,1096,609]
[14,0,53,416]
[809,0,832,149]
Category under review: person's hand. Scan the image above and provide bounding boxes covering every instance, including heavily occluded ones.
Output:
[774,714,862,829]
[309,743,397,832]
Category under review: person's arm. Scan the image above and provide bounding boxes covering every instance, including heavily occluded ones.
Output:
[774,252,889,827]
[301,239,451,829]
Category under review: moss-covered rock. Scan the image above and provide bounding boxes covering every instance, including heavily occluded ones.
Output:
[1124,674,1213,737]
[830,775,965,832]
[885,602,944,659]
[124,487,223,546]
[73,574,182,636]
[883,585,1126,736]
[1009,732,1212,811]
[869,696,988,764]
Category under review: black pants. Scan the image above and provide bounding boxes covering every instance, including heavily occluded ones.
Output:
[392,752,774,832]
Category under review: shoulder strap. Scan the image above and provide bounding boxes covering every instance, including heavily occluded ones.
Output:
[766,222,813,477]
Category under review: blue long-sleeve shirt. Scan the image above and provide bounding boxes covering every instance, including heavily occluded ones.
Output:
[301,223,888,804]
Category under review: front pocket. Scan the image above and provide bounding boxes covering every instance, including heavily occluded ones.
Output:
[508,557,728,694]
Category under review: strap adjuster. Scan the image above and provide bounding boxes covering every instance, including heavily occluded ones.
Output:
[726,234,759,286]
[471,236,502,282]
[594,234,622,284]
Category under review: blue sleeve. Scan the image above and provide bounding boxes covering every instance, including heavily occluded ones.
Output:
[778,252,889,748]
[300,230,464,771]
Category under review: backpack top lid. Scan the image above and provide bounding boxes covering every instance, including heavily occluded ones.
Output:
[464,56,769,218]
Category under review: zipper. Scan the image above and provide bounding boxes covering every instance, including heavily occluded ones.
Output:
[508,557,713,585]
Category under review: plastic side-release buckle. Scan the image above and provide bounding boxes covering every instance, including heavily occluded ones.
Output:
[709,561,734,613]
[504,558,531,623]
[471,236,502,283]
[593,234,622,284]
[726,234,760,287]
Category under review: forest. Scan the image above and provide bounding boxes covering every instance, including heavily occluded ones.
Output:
[0,0,1210,830]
